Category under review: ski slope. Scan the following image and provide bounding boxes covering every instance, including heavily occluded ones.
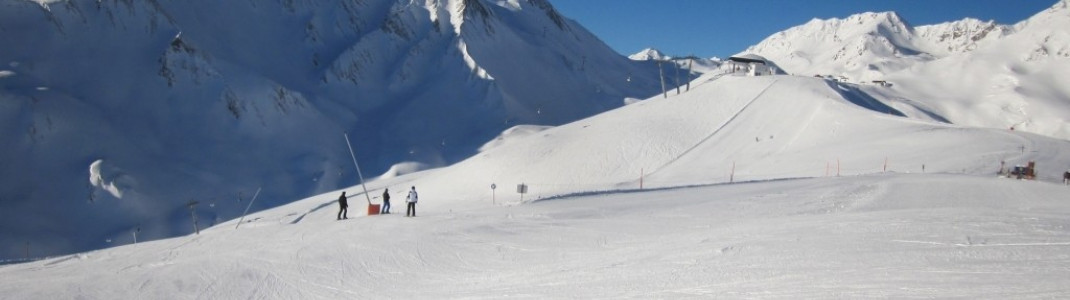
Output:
[0,0,668,259]
[2,72,1069,298]
[2,175,1069,298]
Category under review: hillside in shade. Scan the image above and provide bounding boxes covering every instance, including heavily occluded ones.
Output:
[0,0,668,259]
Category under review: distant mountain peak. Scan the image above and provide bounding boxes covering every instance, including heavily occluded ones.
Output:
[629,48,669,61]
[744,11,931,81]
[526,0,570,30]
[460,0,494,19]
[916,18,1012,55]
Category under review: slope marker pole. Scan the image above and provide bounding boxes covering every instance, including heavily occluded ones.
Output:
[730,162,736,183]
[640,168,644,190]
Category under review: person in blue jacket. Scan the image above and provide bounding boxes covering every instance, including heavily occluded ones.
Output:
[381,188,392,214]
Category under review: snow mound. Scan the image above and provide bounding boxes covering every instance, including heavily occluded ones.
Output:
[88,159,127,199]
[376,162,431,180]
[479,125,553,152]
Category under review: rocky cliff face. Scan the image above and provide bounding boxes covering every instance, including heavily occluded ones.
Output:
[915,18,1013,55]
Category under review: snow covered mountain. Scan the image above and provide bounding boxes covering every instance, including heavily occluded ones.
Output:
[743,11,934,81]
[914,18,1013,55]
[3,69,1069,298]
[744,0,1070,139]
[628,48,722,80]
[628,48,669,61]
[885,0,1070,139]
[0,0,664,259]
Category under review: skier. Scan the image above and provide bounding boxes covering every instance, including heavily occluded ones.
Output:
[337,191,349,220]
[1063,170,1069,185]
[406,186,418,217]
[381,188,391,214]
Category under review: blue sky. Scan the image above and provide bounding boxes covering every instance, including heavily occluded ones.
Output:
[549,0,1058,59]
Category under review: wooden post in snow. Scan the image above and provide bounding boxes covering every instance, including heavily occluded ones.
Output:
[640,168,644,190]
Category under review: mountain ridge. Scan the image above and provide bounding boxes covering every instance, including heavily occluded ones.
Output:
[0,0,665,258]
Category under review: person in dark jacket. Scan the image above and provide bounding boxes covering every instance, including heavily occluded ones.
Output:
[406,186,418,217]
[381,188,391,214]
[337,191,349,220]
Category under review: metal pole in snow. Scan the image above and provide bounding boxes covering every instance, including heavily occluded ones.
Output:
[686,55,693,92]
[344,133,373,205]
[640,168,644,190]
[674,61,681,95]
[234,187,262,229]
[658,60,667,98]
[187,200,200,235]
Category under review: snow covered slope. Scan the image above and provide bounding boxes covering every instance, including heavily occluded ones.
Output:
[0,0,664,259]
[886,0,1070,140]
[744,1,1070,140]
[2,71,1069,298]
[414,74,1069,206]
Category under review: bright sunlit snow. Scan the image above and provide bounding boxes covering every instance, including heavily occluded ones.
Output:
[2,0,1070,298]
[3,70,1069,297]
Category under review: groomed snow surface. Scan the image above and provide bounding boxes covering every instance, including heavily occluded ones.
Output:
[2,74,1069,298]
[2,175,1069,298]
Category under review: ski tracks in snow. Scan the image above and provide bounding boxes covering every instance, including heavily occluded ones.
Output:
[649,79,779,177]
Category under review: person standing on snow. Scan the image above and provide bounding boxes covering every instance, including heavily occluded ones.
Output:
[406,186,418,217]
[381,188,392,214]
[337,191,349,220]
